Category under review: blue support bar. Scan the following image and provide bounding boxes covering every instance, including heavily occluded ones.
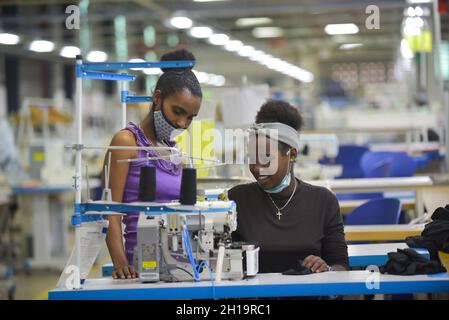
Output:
[77,70,136,81]
[121,90,152,103]
[71,214,105,226]
[81,60,195,71]
[74,202,235,215]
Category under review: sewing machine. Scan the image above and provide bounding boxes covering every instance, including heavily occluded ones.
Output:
[132,201,259,283]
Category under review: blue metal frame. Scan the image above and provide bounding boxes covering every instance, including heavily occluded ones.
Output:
[71,201,236,226]
[121,90,152,103]
[76,60,196,81]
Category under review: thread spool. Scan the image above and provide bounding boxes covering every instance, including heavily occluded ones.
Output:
[139,165,156,202]
[180,167,197,205]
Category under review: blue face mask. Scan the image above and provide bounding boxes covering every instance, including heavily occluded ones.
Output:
[263,149,293,194]
[153,98,185,142]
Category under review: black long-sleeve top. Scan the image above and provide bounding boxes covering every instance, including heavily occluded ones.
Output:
[228,179,349,273]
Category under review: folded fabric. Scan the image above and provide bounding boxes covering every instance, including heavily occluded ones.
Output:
[406,204,449,262]
[380,248,446,275]
[282,260,313,275]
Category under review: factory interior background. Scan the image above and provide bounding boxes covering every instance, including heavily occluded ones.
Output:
[0,0,448,301]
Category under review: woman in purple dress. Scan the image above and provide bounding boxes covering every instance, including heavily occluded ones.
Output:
[103,49,202,280]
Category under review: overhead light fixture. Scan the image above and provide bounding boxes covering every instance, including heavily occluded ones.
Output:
[189,26,213,38]
[339,43,363,50]
[208,74,226,86]
[235,17,272,27]
[252,27,284,38]
[208,33,229,45]
[193,0,230,2]
[128,58,146,71]
[224,40,243,52]
[29,40,54,53]
[237,45,255,57]
[169,16,193,29]
[324,23,359,35]
[87,50,108,62]
[407,0,431,3]
[0,32,20,45]
[60,46,80,58]
[401,39,414,59]
[143,67,162,75]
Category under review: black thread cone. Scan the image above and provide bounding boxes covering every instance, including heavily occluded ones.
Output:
[180,167,197,205]
[139,166,156,202]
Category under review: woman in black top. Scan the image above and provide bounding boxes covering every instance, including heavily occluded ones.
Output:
[228,100,349,273]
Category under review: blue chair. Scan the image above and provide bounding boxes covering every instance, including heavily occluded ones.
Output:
[344,198,402,225]
[361,154,393,178]
[320,145,369,179]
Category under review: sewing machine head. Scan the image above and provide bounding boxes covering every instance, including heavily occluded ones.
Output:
[133,200,259,283]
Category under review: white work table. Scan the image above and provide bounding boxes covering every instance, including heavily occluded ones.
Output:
[347,242,429,267]
[305,176,433,217]
[48,271,449,300]
[101,242,430,277]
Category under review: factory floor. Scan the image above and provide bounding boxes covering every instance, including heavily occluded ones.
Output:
[6,246,110,300]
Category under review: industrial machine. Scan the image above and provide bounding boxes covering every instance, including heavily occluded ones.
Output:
[133,201,259,283]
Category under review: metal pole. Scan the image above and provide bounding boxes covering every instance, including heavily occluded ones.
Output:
[121,81,127,129]
[74,56,83,290]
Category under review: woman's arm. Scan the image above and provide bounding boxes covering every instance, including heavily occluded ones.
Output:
[320,192,350,271]
[102,130,138,279]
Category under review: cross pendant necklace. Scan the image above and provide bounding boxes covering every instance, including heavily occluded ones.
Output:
[267,180,297,221]
[276,210,282,220]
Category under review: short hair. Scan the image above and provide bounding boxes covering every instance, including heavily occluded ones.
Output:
[255,100,303,153]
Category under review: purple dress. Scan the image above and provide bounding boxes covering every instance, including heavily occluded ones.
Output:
[122,122,182,264]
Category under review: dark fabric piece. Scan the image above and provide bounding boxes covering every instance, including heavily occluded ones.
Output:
[406,204,449,262]
[380,248,446,275]
[431,205,449,221]
[228,179,349,273]
[282,260,313,275]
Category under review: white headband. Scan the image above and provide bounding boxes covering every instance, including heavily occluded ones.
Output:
[248,122,301,151]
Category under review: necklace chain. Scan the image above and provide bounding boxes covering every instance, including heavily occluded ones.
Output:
[266,179,297,220]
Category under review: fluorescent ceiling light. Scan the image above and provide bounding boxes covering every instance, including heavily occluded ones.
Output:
[224,40,243,52]
[0,33,20,45]
[189,26,213,38]
[60,46,80,58]
[29,40,54,53]
[193,70,210,83]
[401,39,414,59]
[248,50,266,61]
[407,0,431,3]
[87,50,108,62]
[235,17,272,27]
[169,16,193,29]
[237,45,255,57]
[143,67,162,75]
[252,27,284,38]
[128,58,146,71]
[208,75,226,86]
[339,43,363,50]
[414,6,424,16]
[324,23,359,35]
[208,33,229,45]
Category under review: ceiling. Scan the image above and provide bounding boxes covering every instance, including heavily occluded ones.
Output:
[0,0,447,85]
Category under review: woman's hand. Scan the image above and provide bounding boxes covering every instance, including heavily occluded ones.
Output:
[112,264,138,280]
[302,255,330,273]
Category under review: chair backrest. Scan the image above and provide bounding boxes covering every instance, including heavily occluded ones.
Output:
[361,151,416,177]
[344,198,402,225]
[361,152,393,178]
[334,145,369,178]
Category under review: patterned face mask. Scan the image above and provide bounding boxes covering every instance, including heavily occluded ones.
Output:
[153,98,185,142]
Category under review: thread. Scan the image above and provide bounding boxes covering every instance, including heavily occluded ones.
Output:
[138,165,156,202]
[180,167,197,205]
